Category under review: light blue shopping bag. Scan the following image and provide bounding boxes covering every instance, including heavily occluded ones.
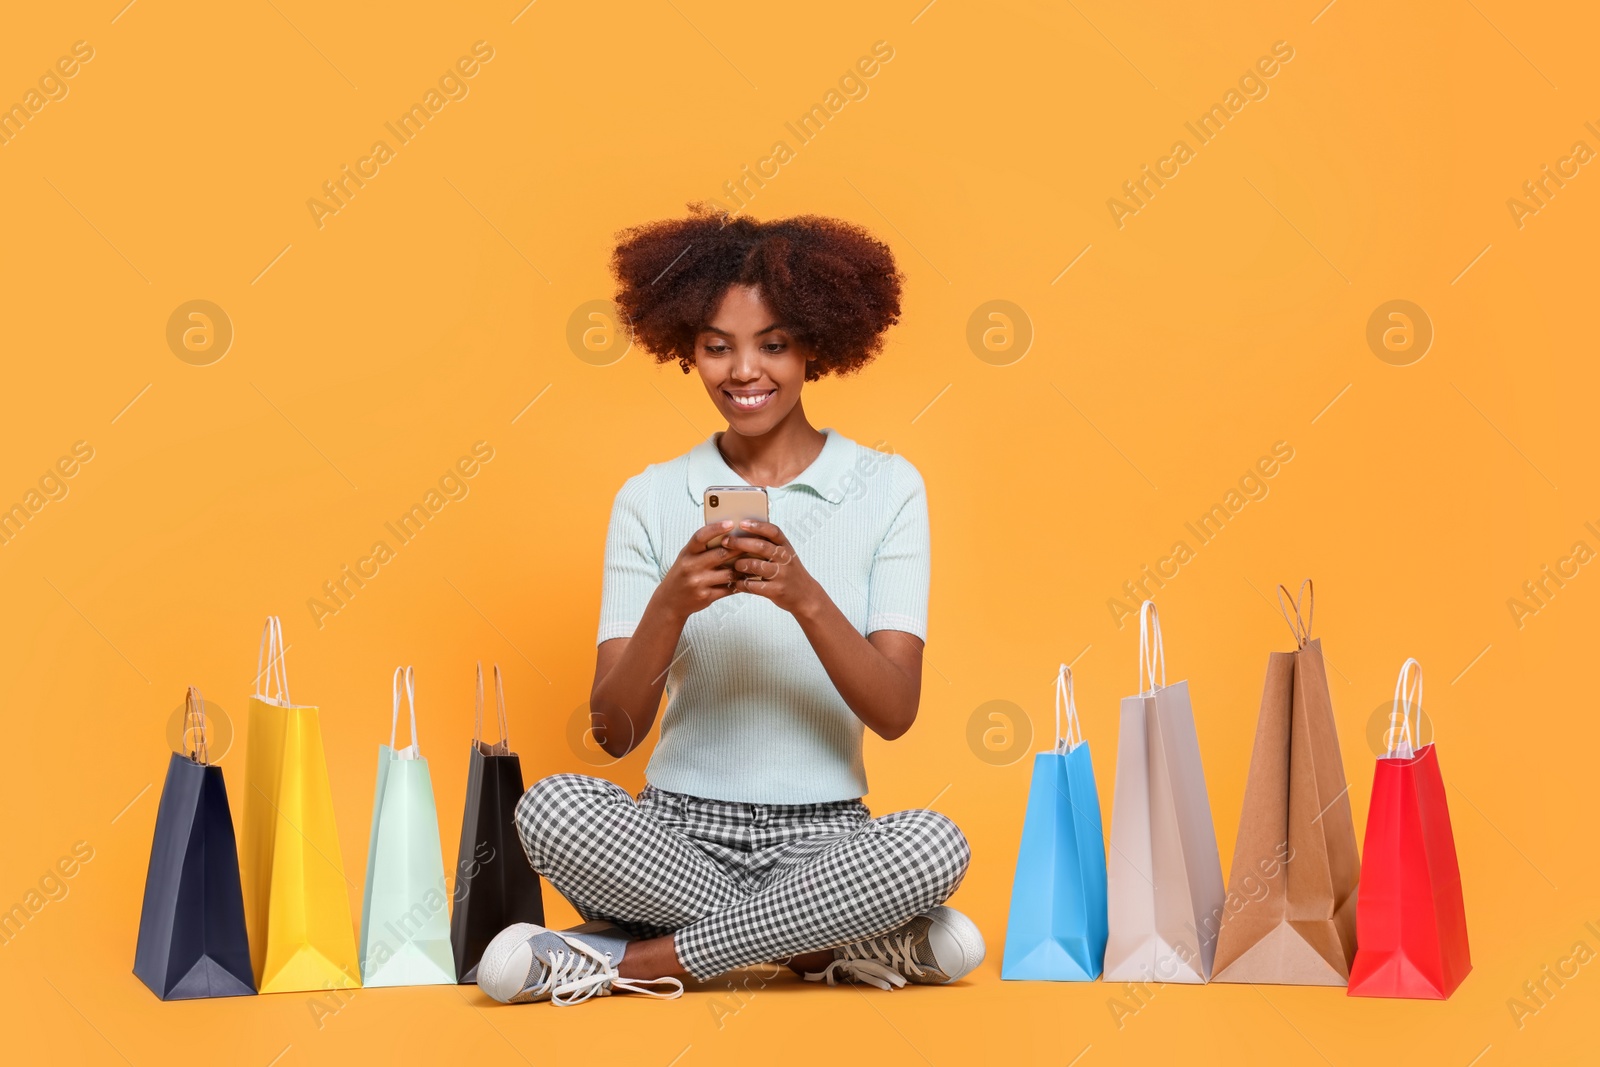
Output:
[359,666,457,987]
[1000,664,1109,981]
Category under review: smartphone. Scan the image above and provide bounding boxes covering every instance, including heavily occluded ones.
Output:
[703,486,768,551]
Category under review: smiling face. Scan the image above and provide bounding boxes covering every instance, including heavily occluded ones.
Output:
[693,284,815,435]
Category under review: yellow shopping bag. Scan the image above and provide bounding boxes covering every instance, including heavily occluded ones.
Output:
[241,617,361,993]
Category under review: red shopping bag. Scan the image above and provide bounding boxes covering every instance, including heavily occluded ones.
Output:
[1347,658,1471,999]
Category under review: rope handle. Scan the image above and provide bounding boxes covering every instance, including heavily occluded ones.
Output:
[474,661,510,746]
[183,686,209,765]
[254,616,290,703]
[1276,579,1314,648]
[1054,664,1084,752]
[1386,658,1424,758]
[391,665,420,758]
[1138,601,1166,695]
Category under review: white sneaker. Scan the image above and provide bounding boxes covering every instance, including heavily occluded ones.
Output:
[476,922,683,1006]
[805,906,986,990]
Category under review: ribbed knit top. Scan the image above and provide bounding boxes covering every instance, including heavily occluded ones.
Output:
[596,428,930,803]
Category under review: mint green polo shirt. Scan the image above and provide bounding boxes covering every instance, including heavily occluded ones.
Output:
[596,428,930,803]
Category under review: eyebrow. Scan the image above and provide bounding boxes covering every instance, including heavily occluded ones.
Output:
[700,323,785,336]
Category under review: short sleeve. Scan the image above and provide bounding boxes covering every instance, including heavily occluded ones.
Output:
[596,469,663,644]
[865,460,930,640]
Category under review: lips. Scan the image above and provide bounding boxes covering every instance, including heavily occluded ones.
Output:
[724,388,776,412]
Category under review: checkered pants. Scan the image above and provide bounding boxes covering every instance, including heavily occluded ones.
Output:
[514,773,971,980]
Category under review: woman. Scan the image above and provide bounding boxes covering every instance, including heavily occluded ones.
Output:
[478,207,981,1006]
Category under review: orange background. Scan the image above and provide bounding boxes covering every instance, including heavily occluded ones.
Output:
[2,1,1596,1063]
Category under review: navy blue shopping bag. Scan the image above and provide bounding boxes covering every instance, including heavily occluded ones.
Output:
[1001,665,1109,981]
[133,688,256,1000]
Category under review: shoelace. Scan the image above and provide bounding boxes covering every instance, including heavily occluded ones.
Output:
[804,929,927,991]
[532,938,685,1006]
[805,958,907,991]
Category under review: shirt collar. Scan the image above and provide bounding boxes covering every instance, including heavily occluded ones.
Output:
[684,427,856,505]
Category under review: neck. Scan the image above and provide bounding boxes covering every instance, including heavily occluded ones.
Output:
[717,402,825,487]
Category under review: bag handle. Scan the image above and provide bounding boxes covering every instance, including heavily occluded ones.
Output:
[1138,601,1166,695]
[1054,664,1083,752]
[474,661,510,746]
[254,616,291,704]
[1386,657,1424,759]
[1276,579,1314,648]
[391,665,420,758]
[184,686,210,765]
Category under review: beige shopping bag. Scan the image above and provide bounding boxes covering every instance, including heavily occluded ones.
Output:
[1213,581,1360,984]
[1104,601,1227,984]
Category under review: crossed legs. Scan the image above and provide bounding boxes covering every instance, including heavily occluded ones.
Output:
[514,773,971,981]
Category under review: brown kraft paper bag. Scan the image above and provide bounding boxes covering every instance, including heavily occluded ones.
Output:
[1212,581,1361,984]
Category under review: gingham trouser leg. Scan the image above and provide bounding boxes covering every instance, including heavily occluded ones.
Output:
[673,807,971,979]
[514,773,742,938]
[514,773,972,981]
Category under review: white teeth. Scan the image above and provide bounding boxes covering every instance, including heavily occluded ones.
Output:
[730,391,772,407]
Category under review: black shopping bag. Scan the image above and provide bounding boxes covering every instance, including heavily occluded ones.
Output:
[133,688,256,1000]
[451,663,545,983]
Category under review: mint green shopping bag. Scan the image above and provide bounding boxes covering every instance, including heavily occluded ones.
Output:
[359,666,457,987]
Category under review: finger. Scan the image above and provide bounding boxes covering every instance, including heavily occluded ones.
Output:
[695,557,741,582]
[723,535,777,561]
[693,585,737,610]
[733,557,780,578]
[690,521,736,551]
[738,575,775,596]
[681,541,732,571]
[735,519,788,546]
[695,546,737,570]
[730,537,797,567]
[696,569,740,593]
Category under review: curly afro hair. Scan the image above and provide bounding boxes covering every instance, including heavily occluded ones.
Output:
[610,204,903,380]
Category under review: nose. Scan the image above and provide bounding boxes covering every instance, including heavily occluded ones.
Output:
[729,344,761,383]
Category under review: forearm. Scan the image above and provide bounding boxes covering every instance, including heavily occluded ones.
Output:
[792,590,920,740]
[590,593,688,757]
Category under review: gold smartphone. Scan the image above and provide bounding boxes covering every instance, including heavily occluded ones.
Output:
[703,485,768,551]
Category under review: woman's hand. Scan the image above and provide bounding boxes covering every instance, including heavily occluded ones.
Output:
[726,517,922,740]
[589,521,740,759]
[653,521,742,623]
[723,520,824,617]
[597,516,923,751]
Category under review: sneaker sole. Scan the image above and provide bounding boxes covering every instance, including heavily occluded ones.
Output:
[477,922,548,1004]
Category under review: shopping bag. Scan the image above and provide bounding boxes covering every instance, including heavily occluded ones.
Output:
[359,666,456,986]
[133,687,256,1000]
[1001,664,1108,980]
[450,662,545,983]
[241,617,361,993]
[1214,581,1361,984]
[1348,659,1471,999]
[1104,601,1226,984]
